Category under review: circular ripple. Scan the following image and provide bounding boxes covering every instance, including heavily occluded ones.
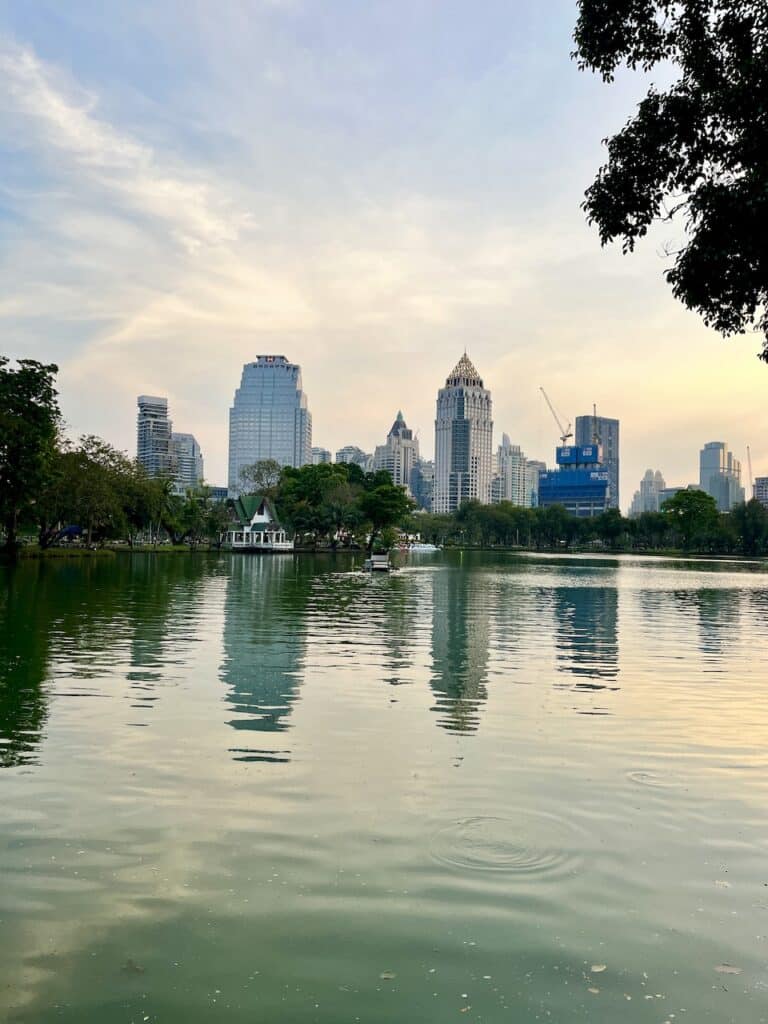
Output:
[429,813,581,878]
[627,770,683,790]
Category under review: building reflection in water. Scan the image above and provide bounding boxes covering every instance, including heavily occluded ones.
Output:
[551,576,619,701]
[429,564,490,734]
[219,555,310,763]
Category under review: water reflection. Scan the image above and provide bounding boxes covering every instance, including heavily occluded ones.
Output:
[552,577,619,691]
[0,562,52,767]
[430,565,490,734]
[219,556,310,762]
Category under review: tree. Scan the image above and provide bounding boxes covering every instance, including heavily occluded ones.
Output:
[661,488,719,548]
[574,1,768,359]
[731,498,768,555]
[0,358,61,551]
[358,483,414,554]
[239,459,282,496]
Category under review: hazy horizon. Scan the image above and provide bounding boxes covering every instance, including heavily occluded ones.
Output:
[2,1,766,507]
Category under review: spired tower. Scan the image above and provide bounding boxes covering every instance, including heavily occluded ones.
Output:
[433,354,493,514]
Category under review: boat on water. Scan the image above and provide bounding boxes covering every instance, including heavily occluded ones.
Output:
[363,553,393,572]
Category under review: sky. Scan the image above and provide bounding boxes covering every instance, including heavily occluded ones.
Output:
[1,0,765,509]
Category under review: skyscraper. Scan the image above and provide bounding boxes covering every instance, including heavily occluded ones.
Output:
[629,468,666,517]
[575,414,620,509]
[137,395,173,477]
[312,447,332,465]
[493,434,528,505]
[228,356,312,495]
[373,411,419,493]
[699,441,744,510]
[433,354,493,514]
[754,477,768,509]
[171,433,204,493]
[335,445,372,470]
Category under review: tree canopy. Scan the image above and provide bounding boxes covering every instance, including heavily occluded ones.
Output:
[574,0,768,358]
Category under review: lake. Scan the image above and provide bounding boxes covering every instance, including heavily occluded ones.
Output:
[2,550,768,1023]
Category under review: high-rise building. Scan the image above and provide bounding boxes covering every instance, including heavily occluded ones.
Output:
[312,447,332,465]
[575,414,620,509]
[493,434,528,505]
[539,444,610,517]
[228,356,312,496]
[629,468,666,517]
[699,441,745,511]
[373,411,419,493]
[171,433,204,494]
[137,395,173,478]
[433,354,493,514]
[525,460,546,508]
[410,458,435,511]
[335,445,372,470]
[754,477,768,508]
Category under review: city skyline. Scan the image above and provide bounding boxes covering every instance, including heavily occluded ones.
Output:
[2,3,766,502]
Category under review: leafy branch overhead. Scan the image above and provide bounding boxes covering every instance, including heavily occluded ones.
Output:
[574,0,768,358]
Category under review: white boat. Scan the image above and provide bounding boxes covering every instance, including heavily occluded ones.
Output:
[363,553,393,572]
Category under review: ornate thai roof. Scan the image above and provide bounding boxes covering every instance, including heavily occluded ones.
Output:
[446,353,483,388]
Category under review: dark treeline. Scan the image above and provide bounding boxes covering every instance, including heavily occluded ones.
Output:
[413,490,768,556]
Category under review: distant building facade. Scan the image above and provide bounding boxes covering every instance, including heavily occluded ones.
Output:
[171,432,204,494]
[410,458,435,511]
[575,414,619,509]
[373,411,419,493]
[433,354,493,514]
[699,441,745,511]
[754,477,768,509]
[525,460,546,508]
[312,447,332,465]
[629,469,666,517]
[492,434,529,506]
[137,395,173,478]
[228,356,312,496]
[335,445,372,471]
[538,444,610,517]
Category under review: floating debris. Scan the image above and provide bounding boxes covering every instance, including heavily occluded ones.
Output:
[379,970,397,981]
[591,964,607,973]
[714,964,742,975]
[715,880,731,889]
[588,986,600,994]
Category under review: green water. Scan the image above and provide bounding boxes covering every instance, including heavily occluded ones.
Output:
[2,551,768,1023]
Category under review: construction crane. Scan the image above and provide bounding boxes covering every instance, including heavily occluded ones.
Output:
[747,445,754,499]
[539,387,573,445]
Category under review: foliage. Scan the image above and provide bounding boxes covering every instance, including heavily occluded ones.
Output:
[574,0,768,358]
[661,488,719,548]
[0,358,61,551]
[239,459,282,496]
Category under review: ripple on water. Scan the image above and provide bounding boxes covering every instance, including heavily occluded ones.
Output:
[429,813,582,878]
[627,769,683,790]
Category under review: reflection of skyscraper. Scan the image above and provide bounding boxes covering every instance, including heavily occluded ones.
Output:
[552,578,619,690]
[430,563,490,733]
[220,556,309,762]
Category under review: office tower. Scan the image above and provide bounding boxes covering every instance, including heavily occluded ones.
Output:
[433,354,493,514]
[373,411,419,492]
[312,447,332,465]
[629,468,666,517]
[754,477,768,509]
[493,434,528,505]
[575,414,620,509]
[525,460,546,508]
[171,433,204,494]
[137,395,173,477]
[410,458,435,511]
[335,445,373,471]
[228,356,312,496]
[699,441,745,511]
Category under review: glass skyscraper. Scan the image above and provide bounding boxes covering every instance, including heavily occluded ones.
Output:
[228,356,312,495]
[433,354,493,514]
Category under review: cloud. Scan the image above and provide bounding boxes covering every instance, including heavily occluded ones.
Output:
[0,39,243,250]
